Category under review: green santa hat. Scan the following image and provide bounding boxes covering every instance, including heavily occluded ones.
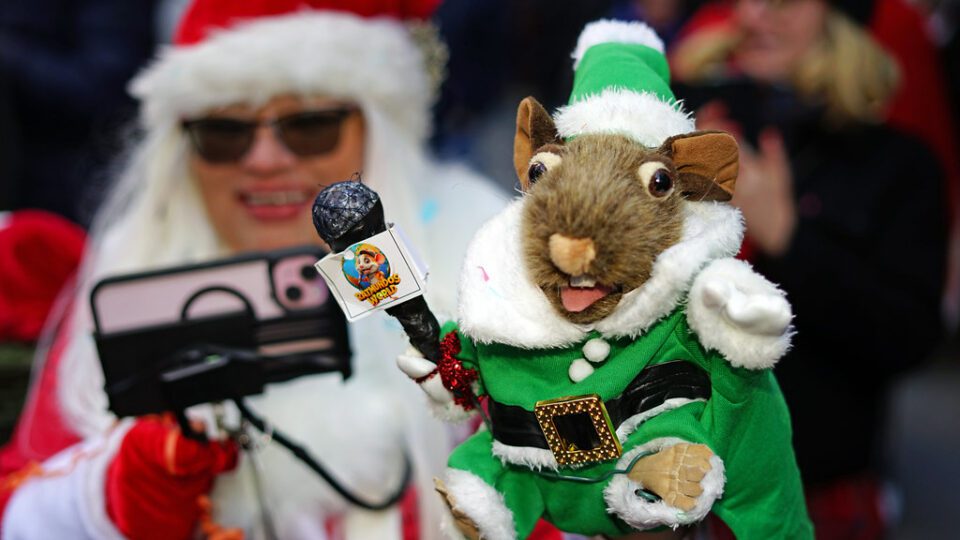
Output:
[554,20,695,147]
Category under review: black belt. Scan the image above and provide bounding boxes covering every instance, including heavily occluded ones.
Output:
[489,360,711,450]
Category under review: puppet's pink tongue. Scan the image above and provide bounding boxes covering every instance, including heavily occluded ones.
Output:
[560,285,612,312]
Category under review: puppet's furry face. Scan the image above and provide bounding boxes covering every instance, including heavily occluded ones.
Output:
[521,134,685,324]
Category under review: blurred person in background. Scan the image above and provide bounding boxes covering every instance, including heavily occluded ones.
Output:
[869,0,960,329]
[0,0,157,226]
[608,0,705,46]
[431,0,615,188]
[670,0,949,538]
[0,0,506,539]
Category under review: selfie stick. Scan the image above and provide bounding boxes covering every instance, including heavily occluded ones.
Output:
[312,181,442,363]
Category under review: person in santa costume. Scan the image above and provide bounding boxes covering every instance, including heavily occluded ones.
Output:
[0,1,506,539]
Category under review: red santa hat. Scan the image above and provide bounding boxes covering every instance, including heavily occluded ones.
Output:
[131,0,443,137]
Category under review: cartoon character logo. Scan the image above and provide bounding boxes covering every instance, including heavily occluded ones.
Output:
[342,242,402,307]
[342,243,391,291]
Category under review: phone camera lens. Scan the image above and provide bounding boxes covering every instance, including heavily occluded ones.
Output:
[300,265,317,280]
[285,285,303,301]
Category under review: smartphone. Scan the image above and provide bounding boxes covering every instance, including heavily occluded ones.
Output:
[90,245,351,417]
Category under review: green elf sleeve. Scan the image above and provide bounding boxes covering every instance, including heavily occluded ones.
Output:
[676,310,812,539]
[600,318,812,539]
[697,351,814,540]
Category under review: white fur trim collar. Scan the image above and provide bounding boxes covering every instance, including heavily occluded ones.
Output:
[131,12,432,139]
[554,89,694,148]
[457,200,743,348]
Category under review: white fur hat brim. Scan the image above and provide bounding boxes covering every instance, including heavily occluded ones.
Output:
[554,88,694,148]
[130,11,432,138]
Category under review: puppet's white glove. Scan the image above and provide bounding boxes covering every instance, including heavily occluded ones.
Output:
[687,258,793,369]
[397,349,477,423]
[700,280,791,336]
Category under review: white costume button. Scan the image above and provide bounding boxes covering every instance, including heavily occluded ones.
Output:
[568,358,594,383]
[583,338,610,363]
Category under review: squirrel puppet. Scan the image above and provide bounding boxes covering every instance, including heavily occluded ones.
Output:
[392,20,814,540]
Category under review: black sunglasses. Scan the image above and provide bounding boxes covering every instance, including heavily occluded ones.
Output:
[182,106,358,163]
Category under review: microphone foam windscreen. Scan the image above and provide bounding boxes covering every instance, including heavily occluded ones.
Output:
[312,181,380,246]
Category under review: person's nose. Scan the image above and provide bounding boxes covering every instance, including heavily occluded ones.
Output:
[240,125,297,176]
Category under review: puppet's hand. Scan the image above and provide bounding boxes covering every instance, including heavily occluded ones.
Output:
[687,258,793,369]
[627,443,713,511]
[701,279,791,336]
[397,349,477,423]
[607,438,724,530]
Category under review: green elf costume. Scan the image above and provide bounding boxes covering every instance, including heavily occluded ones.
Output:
[398,20,813,540]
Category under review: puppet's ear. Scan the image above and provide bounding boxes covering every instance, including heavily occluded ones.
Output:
[658,131,738,202]
[514,97,561,190]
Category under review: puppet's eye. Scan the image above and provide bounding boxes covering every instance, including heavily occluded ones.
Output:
[638,161,674,198]
[650,170,673,196]
[528,162,547,183]
[528,151,562,184]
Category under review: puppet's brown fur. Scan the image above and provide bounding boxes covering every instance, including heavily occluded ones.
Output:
[521,134,685,324]
[513,96,739,325]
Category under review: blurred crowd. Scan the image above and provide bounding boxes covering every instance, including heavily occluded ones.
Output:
[1,0,958,538]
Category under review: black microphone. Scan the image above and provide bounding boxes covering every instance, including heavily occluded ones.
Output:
[312,181,442,363]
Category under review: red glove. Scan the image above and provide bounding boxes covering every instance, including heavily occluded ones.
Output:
[105,416,239,540]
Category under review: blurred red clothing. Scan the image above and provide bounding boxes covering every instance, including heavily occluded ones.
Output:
[0,210,85,343]
[0,209,86,474]
[872,0,960,221]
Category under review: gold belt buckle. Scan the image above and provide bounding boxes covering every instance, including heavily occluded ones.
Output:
[534,394,623,466]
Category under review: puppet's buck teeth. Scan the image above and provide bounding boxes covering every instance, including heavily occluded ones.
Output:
[570,274,597,288]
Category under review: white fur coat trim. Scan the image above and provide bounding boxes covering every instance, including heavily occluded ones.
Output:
[554,89,695,148]
[571,20,664,69]
[604,437,725,530]
[131,12,432,139]
[491,440,559,471]
[457,200,743,348]
[428,398,480,424]
[615,397,704,441]
[687,258,793,369]
[444,469,516,540]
